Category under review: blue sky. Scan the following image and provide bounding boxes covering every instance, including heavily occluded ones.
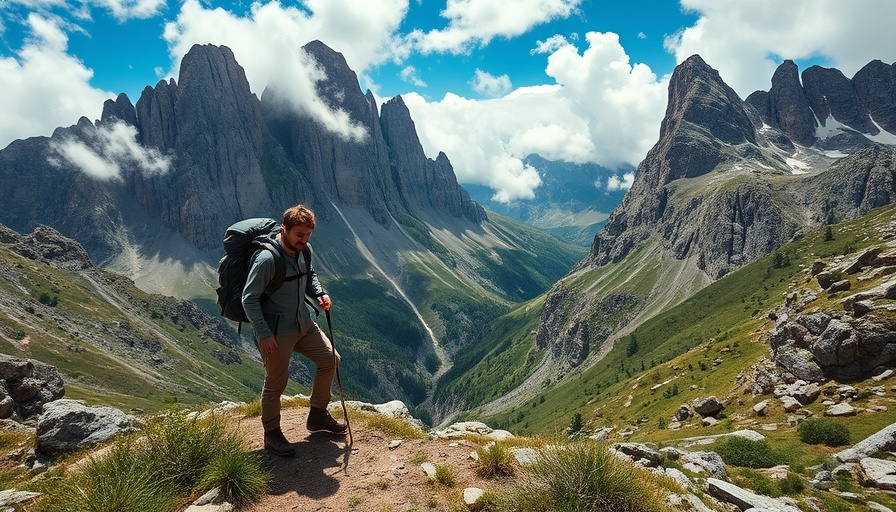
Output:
[3,0,896,201]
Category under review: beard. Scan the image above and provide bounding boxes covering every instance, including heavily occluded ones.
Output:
[280,235,306,255]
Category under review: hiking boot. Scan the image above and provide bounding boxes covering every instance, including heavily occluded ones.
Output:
[263,428,296,457]
[307,406,347,434]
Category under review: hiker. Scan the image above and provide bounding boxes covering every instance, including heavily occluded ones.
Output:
[242,203,347,457]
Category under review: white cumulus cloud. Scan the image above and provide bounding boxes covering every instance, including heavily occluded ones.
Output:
[48,121,171,180]
[469,69,512,98]
[0,14,111,150]
[404,31,667,202]
[605,172,635,191]
[5,0,164,20]
[400,65,427,87]
[412,0,581,54]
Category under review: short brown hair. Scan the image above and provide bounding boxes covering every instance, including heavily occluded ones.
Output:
[282,204,316,230]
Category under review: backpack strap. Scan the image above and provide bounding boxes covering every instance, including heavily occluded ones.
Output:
[257,239,287,293]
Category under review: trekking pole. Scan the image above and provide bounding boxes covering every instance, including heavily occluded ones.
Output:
[325,308,353,446]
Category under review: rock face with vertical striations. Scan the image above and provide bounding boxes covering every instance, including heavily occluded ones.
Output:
[584,55,792,280]
[537,54,896,374]
[0,41,486,259]
[380,96,486,223]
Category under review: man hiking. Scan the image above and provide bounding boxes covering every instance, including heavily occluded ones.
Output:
[242,203,347,457]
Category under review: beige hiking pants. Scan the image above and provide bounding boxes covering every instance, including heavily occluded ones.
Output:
[260,322,340,432]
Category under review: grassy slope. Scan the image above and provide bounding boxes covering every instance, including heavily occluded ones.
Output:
[477,202,896,436]
[0,248,303,414]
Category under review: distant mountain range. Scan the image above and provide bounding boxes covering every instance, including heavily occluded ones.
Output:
[463,154,632,246]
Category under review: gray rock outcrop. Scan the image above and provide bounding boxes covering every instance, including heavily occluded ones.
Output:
[858,458,896,490]
[706,477,801,512]
[36,399,139,455]
[0,354,65,419]
[660,447,728,478]
[692,396,724,417]
[835,422,896,462]
[768,307,896,382]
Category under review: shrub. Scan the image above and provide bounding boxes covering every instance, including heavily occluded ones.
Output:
[141,410,239,491]
[45,409,269,511]
[779,472,805,495]
[734,468,780,497]
[474,442,516,478]
[797,419,851,447]
[497,442,677,512]
[715,436,785,468]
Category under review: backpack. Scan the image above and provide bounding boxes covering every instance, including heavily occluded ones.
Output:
[215,217,310,330]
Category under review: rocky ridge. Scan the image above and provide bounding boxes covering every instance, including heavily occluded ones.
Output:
[531,55,896,391]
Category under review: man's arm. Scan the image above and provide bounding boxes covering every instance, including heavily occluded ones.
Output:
[304,246,330,310]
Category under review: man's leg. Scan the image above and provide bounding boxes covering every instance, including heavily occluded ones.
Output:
[260,331,299,456]
[295,323,346,433]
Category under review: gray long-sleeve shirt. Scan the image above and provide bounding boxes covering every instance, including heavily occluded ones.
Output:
[241,237,326,340]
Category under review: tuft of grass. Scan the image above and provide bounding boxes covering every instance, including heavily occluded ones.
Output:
[141,410,240,491]
[733,468,780,497]
[0,430,30,452]
[281,395,311,410]
[797,418,851,447]
[496,441,678,512]
[47,438,179,512]
[358,410,427,439]
[233,401,262,417]
[431,464,457,487]
[197,449,269,507]
[409,451,428,464]
[474,442,516,478]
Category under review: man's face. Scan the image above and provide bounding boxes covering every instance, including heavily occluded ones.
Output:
[281,224,313,254]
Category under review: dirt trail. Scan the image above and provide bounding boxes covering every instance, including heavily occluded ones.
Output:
[238,407,499,511]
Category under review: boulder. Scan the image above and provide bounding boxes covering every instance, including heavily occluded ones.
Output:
[841,275,896,311]
[613,442,664,467]
[430,421,513,441]
[843,247,883,274]
[859,457,896,490]
[705,477,801,511]
[779,396,803,412]
[774,380,821,405]
[825,402,857,417]
[0,490,42,509]
[692,396,724,417]
[660,447,727,478]
[816,271,836,290]
[753,400,769,416]
[36,399,139,455]
[463,488,484,506]
[774,344,826,382]
[0,354,65,419]
[828,279,852,293]
[835,422,896,462]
